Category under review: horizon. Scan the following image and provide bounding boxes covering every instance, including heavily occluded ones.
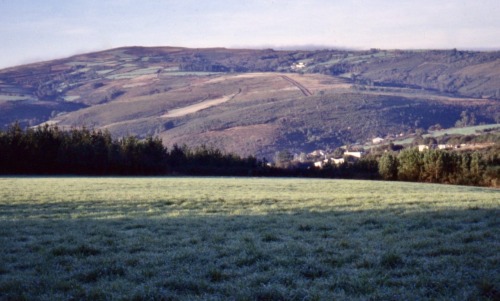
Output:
[3,44,500,70]
[1,0,499,69]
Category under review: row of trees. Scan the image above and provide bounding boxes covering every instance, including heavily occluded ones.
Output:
[378,148,499,186]
[0,124,261,175]
[0,123,498,186]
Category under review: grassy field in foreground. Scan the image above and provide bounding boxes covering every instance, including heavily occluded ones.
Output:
[0,177,499,300]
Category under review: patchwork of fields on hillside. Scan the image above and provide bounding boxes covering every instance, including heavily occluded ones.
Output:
[1,47,499,157]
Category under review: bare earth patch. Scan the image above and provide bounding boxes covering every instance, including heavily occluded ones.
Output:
[162,91,240,118]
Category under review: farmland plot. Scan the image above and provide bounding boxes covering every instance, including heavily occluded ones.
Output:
[0,177,498,300]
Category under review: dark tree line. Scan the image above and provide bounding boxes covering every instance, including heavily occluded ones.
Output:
[378,148,499,187]
[0,123,498,187]
[0,123,261,175]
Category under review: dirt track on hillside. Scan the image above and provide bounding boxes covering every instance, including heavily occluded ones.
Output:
[281,75,313,96]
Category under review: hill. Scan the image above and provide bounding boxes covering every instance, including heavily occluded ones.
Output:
[0,46,499,159]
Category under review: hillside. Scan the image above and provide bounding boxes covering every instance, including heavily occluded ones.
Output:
[0,46,499,159]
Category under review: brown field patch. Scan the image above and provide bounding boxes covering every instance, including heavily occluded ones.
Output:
[162,123,279,157]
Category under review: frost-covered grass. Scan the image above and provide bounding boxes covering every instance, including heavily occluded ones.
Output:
[0,177,498,300]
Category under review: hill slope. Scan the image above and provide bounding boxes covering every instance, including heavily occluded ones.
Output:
[0,47,499,158]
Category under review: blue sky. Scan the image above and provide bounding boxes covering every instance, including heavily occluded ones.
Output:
[1,0,499,69]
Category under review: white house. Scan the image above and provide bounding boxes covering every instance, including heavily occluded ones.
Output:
[314,157,347,169]
[314,161,324,168]
[418,144,440,152]
[438,144,454,150]
[309,150,325,157]
[372,137,384,144]
[344,151,363,158]
[418,145,429,152]
[314,158,329,168]
[291,62,306,69]
[331,158,345,165]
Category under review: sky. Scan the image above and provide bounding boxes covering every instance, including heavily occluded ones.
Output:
[1,0,499,69]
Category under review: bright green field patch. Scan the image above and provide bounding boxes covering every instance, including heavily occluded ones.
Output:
[427,123,500,137]
[387,124,500,145]
[0,177,498,300]
[163,71,223,76]
[0,94,34,102]
[105,67,162,80]
[63,95,81,102]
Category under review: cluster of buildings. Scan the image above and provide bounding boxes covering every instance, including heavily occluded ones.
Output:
[290,62,306,70]
[276,130,492,169]
[310,150,364,168]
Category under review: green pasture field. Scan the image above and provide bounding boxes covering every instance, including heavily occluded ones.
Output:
[0,177,498,300]
[426,124,500,137]
[390,123,500,145]
[105,67,162,80]
[0,94,34,103]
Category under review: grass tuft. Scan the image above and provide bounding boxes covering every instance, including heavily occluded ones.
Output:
[51,244,101,257]
[207,269,228,283]
[300,265,327,280]
[380,252,405,269]
[261,233,280,242]
[254,286,287,301]
[298,224,313,231]
[478,280,500,300]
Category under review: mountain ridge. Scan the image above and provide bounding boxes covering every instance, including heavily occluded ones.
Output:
[0,46,498,159]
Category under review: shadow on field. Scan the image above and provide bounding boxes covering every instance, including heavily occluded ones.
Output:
[1,205,499,300]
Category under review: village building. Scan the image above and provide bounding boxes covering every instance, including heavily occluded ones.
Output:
[418,145,429,152]
[344,151,363,158]
[314,157,345,169]
[314,161,324,168]
[418,144,439,152]
[331,158,345,165]
[438,144,454,150]
[309,150,325,158]
[291,62,306,70]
